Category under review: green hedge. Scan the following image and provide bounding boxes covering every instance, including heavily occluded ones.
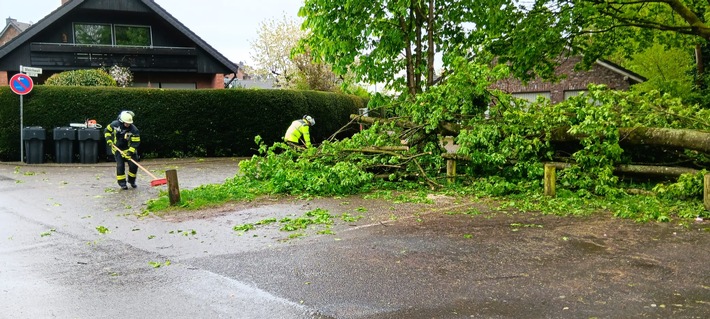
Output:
[0,86,364,161]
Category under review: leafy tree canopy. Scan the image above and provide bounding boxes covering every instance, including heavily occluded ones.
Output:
[250,14,364,93]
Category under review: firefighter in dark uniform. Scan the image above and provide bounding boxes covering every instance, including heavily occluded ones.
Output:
[105,111,141,190]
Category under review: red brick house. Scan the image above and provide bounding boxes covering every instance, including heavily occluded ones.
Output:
[0,0,237,89]
[0,18,32,47]
[491,56,646,104]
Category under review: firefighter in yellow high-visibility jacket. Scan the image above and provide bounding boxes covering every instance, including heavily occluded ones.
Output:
[284,115,315,148]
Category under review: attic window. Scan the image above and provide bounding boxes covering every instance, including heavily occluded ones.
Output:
[74,23,112,45]
[115,25,151,46]
[73,23,152,46]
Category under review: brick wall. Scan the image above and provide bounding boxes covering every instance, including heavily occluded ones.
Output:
[0,28,21,46]
[0,71,7,86]
[208,73,225,89]
[491,56,632,104]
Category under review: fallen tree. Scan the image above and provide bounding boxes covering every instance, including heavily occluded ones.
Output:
[351,114,710,154]
[551,127,710,154]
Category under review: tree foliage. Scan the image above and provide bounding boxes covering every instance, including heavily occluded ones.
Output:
[250,14,305,86]
[618,43,695,97]
[512,0,710,74]
[300,0,530,96]
[297,0,710,99]
[291,49,341,91]
[250,14,359,92]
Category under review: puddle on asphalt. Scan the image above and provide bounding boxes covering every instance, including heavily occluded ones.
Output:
[567,239,607,253]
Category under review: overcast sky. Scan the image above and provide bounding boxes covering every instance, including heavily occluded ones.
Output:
[1,0,303,66]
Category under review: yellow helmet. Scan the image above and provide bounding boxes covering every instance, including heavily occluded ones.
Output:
[119,111,134,124]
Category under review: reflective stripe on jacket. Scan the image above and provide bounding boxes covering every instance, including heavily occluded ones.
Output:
[284,119,311,147]
[105,120,141,153]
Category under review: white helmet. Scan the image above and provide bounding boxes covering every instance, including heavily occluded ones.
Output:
[119,111,134,124]
[303,115,315,126]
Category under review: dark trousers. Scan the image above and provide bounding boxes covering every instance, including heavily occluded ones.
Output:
[114,152,138,186]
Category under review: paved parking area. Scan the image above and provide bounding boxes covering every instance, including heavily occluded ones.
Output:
[1,158,708,318]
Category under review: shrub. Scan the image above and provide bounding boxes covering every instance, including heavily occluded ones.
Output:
[44,69,117,87]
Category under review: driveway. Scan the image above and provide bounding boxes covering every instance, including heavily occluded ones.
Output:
[0,158,708,318]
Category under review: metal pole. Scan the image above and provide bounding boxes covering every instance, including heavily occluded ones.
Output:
[20,94,24,163]
[19,65,24,163]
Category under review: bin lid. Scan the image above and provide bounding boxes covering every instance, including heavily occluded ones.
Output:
[54,126,77,140]
[78,128,101,140]
[22,127,46,140]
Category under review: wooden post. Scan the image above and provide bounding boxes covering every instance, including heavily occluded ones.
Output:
[166,169,180,206]
[544,164,556,197]
[446,159,456,184]
[704,174,710,211]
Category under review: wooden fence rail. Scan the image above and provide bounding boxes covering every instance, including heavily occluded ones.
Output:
[441,154,709,210]
[544,163,709,211]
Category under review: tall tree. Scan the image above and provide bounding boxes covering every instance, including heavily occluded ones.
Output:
[291,50,341,91]
[299,1,710,96]
[298,0,523,98]
[250,15,305,87]
[250,14,355,92]
[295,1,549,98]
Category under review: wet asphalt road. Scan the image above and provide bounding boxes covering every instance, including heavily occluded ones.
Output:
[0,158,708,319]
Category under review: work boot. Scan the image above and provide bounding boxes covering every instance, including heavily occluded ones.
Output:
[130,182,137,188]
[120,185,128,190]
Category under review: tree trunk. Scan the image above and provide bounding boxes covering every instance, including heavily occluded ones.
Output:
[696,44,704,87]
[426,0,435,87]
[351,115,710,154]
[551,127,710,153]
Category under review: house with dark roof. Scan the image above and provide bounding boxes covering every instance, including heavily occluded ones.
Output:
[491,55,646,104]
[0,18,32,46]
[0,0,238,89]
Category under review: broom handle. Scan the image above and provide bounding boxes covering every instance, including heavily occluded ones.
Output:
[111,144,160,180]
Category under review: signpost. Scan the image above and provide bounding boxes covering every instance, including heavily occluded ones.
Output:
[12,66,37,163]
[20,66,42,77]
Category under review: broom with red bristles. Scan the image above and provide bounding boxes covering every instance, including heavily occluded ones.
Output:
[111,145,167,187]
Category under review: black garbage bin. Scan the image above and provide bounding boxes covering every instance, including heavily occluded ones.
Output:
[23,126,46,164]
[78,128,101,164]
[53,127,76,163]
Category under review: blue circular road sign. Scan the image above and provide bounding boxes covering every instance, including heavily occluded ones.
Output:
[10,73,34,95]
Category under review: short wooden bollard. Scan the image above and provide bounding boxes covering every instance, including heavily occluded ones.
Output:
[446,159,457,184]
[544,164,556,197]
[704,174,710,211]
[166,169,181,206]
